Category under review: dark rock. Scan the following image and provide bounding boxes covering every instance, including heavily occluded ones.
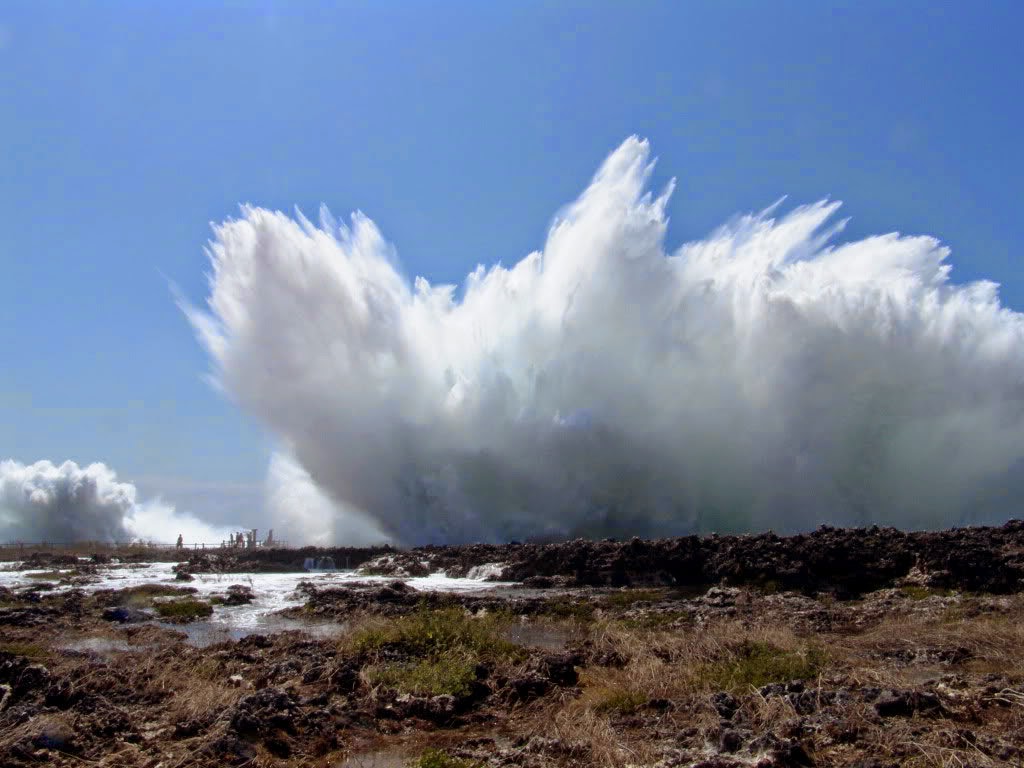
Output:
[222,584,255,605]
[874,689,943,718]
[327,659,360,693]
[102,606,152,623]
[771,738,814,767]
[228,687,299,738]
[32,721,78,753]
[711,691,740,719]
[204,733,257,766]
[537,652,579,686]
[720,729,743,753]
[521,575,555,588]
[503,672,551,703]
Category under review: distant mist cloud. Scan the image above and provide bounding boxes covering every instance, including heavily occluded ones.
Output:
[0,459,235,544]
[187,137,1024,544]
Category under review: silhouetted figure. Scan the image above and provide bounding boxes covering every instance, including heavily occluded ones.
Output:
[176,534,183,549]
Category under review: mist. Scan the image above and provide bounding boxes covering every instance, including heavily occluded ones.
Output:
[265,450,391,547]
[0,459,235,544]
[187,137,1024,544]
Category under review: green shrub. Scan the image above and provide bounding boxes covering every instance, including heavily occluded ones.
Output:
[154,599,213,621]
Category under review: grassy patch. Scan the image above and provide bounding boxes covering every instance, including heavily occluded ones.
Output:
[592,688,648,715]
[25,571,65,581]
[755,579,782,595]
[602,589,664,609]
[352,607,521,697]
[899,585,953,601]
[617,610,689,630]
[538,596,596,621]
[366,656,478,697]
[0,642,49,661]
[350,607,521,661]
[153,599,213,621]
[410,749,480,768]
[702,640,826,692]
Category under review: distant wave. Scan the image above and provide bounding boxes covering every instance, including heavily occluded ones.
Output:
[0,459,234,544]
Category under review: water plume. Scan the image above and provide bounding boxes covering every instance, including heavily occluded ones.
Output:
[0,459,234,544]
[187,137,1024,544]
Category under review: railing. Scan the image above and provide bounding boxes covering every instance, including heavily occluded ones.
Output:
[0,541,289,552]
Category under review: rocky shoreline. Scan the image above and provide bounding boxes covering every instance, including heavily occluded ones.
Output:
[1,523,1023,767]
[173,520,1024,596]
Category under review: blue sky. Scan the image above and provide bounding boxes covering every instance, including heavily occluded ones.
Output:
[2,1,1022,524]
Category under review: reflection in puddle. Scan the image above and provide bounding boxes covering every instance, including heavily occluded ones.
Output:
[159,616,348,648]
[503,622,575,651]
[337,747,413,768]
[61,637,135,656]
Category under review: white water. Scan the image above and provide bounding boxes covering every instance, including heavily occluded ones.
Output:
[188,137,1024,544]
[0,562,513,634]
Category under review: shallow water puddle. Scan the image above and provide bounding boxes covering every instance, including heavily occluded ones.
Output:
[336,746,414,768]
[161,615,349,647]
[503,622,576,651]
[60,637,135,656]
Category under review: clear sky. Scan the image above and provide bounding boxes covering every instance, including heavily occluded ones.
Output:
[2,1,1022,526]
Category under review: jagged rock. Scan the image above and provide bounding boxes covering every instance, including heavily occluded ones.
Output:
[228,687,299,738]
[720,729,743,752]
[711,691,740,719]
[874,689,944,717]
[102,606,152,623]
[535,652,579,686]
[222,584,254,605]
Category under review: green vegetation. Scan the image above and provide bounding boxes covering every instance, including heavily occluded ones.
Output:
[25,570,65,581]
[410,748,480,768]
[755,579,782,595]
[617,609,689,630]
[366,656,478,697]
[153,598,213,621]
[538,595,596,621]
[0,642,48,661]
[592,688,648,715]
[601,589,664,608]
[899,585,954,601]
[702,640,826,692]
[353,608,522,697]
[351,607,521,660]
